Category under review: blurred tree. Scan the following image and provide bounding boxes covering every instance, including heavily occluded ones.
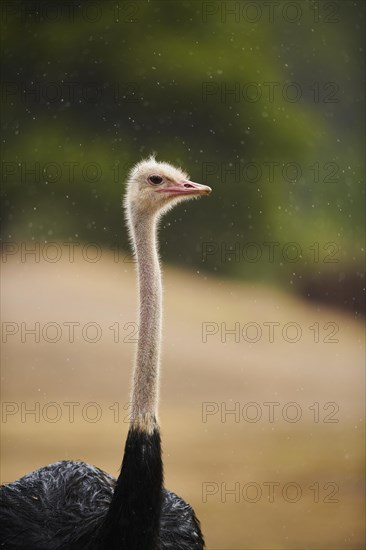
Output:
[1,0,364,313]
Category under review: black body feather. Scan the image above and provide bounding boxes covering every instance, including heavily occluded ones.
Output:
[0,431,204,549]
[102,427,164,549]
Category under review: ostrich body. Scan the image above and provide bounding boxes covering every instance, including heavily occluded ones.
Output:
[0,158,211,549]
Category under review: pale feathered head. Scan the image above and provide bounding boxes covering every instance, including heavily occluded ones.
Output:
[124,156,211,220]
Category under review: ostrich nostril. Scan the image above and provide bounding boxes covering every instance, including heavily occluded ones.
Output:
[184,183,194,188]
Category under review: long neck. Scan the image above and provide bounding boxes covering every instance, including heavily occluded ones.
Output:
[102,209,164,548]
[130,211,162,433]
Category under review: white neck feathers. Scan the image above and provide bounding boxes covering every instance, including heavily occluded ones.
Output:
[127,210,162,433]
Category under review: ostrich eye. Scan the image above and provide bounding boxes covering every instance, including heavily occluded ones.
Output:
[149,175,163,185]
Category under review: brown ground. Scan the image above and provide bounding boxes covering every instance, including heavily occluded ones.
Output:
[1,248,365,549]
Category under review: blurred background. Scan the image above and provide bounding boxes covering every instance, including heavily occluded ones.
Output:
[1,1,365,548]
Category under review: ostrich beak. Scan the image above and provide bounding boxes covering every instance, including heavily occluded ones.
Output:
[157,180,212,196]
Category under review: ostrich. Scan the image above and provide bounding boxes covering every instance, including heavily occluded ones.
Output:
[0,157,211,549]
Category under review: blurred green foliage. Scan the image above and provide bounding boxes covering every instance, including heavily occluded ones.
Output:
[1,0,364,310]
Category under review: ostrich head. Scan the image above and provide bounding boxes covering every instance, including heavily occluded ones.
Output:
[124,156,212,220]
